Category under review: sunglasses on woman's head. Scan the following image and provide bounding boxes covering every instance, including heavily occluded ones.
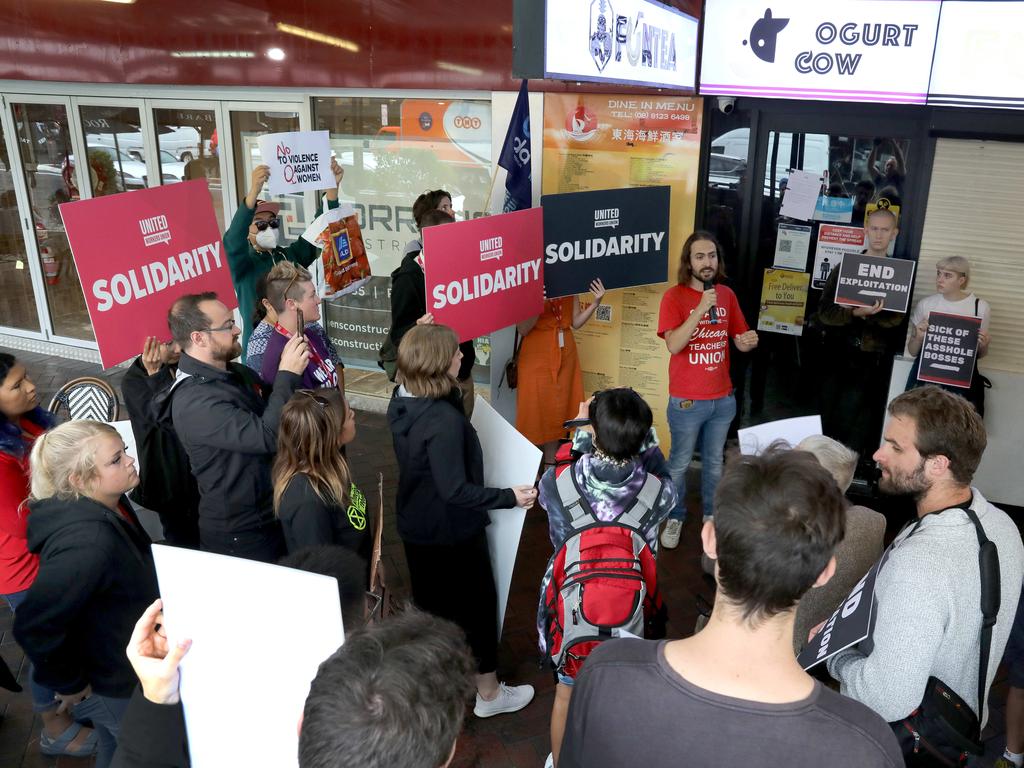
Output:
[298,390,329,408]
[254,217,280,231]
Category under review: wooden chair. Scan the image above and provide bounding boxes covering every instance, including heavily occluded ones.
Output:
[48,376,120,422]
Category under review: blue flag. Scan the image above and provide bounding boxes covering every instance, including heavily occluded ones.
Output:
[497,80,531,213]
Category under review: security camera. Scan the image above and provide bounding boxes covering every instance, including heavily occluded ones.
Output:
[717,96,737,115]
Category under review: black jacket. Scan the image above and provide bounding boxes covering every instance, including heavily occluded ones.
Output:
[13,495,158,698]
[167,352,301,534]
[122,357,200,545]
[278,474,371,563]
[387,387,516,546]
[111,688,189,768]
[389,250,476,380]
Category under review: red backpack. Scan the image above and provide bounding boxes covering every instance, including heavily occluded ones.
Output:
[541,460,665,679]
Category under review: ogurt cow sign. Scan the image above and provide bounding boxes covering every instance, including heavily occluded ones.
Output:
[423,208,545,342]
[60,180,237,368]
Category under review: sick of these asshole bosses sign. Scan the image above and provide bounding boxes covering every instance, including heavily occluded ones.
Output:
[541,186,670,299]
[918,312,982,390]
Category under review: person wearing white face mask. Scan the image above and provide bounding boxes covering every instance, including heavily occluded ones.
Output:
[223,159,344,357]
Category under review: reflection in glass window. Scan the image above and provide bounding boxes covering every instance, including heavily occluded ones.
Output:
[313,97,492,385]
[79,105,148,196]
[11,102,93,340]
[0,120,40,332]
[153,108,223,226]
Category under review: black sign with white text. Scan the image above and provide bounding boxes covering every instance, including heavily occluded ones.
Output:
[834,253,916,313]
[917,311,981,389]
[798,555,882,670]
[541,186,670,299]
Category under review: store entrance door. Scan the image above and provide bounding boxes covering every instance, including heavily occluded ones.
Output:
[717,106,924,458]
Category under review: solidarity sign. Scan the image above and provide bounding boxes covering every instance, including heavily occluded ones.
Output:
[541,186,670,299]
[423,208,545,342]
[60,180,237,369]
[258,130,334,195]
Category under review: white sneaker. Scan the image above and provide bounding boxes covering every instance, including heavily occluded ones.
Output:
[660,519,683,549]
[474,682,536,718]
[544,753,554,768]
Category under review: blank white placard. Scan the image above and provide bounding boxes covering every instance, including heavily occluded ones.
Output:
[153,545,345,768]
[470,395,542,638]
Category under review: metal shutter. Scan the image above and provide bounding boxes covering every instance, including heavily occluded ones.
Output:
[914,138,1024,373]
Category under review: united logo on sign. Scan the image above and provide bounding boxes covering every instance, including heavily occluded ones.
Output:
[590,0,614,72]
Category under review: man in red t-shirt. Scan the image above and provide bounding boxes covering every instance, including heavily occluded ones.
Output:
[656,231,758,549]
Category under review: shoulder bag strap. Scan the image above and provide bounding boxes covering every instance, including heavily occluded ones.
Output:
[964,505,1000,724]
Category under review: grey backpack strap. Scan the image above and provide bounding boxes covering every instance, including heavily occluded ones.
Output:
[555,465,597,530]
[617,473,666,532]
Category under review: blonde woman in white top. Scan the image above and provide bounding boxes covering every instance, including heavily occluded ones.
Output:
[907,255,990,358]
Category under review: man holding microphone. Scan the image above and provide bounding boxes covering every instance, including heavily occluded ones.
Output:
[656,231,758,550]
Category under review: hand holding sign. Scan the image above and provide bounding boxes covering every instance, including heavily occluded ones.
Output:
[852,299,885,318]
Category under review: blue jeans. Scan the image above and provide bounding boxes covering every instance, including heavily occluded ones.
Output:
[71,693,130,768]
[665,394,736,522]
[3,589,58,713]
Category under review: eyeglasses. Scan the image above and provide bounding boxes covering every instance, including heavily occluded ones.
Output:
[254,217,280,231]
[298,390,329,408]
[203,320,236,334]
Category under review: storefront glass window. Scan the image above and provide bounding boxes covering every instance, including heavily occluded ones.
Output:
[0,118,40,332]
[79,105,148,196]
[153,107,223,226]
[312,96,492,391]
[11,102,92,340]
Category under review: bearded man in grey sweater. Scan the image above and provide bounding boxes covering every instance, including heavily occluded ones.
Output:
[827,386,1024,732]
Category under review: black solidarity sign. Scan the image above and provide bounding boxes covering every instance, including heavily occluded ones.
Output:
[917,311,982,389]
[834,253,916,313]
[541,186,670,299]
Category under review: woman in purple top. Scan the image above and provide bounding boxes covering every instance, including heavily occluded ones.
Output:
[260,262,342,392]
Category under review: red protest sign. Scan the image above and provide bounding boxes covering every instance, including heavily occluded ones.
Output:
[423,208,544,342]
[60,180,237,368]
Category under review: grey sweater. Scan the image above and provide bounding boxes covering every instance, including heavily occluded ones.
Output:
[828,489,1024,725]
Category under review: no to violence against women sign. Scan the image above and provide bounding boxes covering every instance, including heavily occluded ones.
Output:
[257,130,334,196]
[423,208,545,342]
[918,311,982,389]
[540,186,670,299]
[834,253,916,313]
[60,180,237,368]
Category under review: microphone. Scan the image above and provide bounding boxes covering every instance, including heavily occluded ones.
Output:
[703,279,719,324]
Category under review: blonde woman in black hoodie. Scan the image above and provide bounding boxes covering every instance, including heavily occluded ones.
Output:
[387,323,537,719]
[14,420,159,768]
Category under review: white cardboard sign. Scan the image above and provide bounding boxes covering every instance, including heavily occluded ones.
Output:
[153,545,345,768]
[470,395,542,638]
[258,130,334,195]
[738,415,823,455]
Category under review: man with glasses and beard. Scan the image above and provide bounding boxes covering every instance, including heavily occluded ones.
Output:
[166,292,310,562]
[827,386,1023,753]
[224,160,344,356]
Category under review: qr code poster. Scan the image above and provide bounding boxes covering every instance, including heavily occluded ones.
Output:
[594,303,613,323]
[773,223,812,271]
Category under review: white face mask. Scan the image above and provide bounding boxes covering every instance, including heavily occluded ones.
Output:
[254,228,280,250]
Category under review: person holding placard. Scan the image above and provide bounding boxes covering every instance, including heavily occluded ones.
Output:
[515,279,606,465]
[224,159,343,356]
[657,231,758,550]
[14,421,159,768]
[816,206,903,459]
[259,262,342,392]
[827,387,1023,764]
[273,389,369,562]
[387,323,537,718]
[384,208,477,414]
[905,256,990,414]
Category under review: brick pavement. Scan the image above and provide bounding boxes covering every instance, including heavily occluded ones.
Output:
[0,346,1012,767]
